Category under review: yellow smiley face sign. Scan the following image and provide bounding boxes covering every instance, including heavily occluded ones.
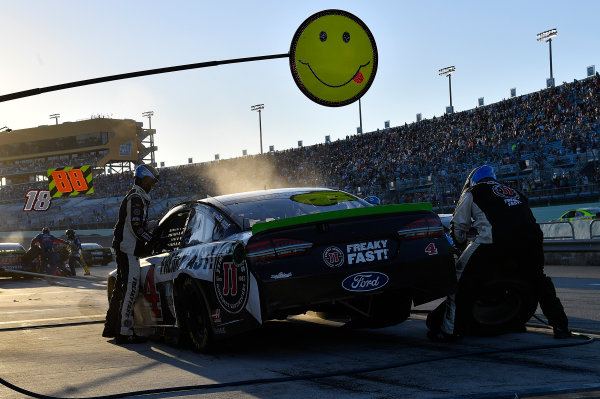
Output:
[290,9,378,107]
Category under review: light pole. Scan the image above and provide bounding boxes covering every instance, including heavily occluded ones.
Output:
[251,104,264,154]
[439,66,455,113]
[49,113,60,125]
[142,111,156,167]
[537,28,558,87]
[358,98,363,134]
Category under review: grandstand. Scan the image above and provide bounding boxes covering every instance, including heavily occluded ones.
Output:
[0,75,598,232]
[0,117,157,230]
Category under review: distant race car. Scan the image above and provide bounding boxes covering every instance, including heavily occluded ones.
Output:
[556,207,600,222]
[81,243,114,266]
[0,243,27,277]
[107,188,457,352]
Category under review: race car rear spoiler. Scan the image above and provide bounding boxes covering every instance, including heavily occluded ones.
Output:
[252,203,433,235]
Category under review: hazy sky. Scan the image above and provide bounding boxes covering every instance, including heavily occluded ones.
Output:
[1,1,598,166]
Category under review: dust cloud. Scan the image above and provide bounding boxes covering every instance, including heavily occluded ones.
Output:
[200,155,324,196]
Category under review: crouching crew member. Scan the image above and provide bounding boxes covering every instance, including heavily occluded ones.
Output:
[102,164,159,344]
[427,165,570,341]
[31,227,69,275]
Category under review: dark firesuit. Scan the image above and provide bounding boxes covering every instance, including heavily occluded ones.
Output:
[31,229,68,274]
[103,181,155,339]
[66,230,90,276]
[430,167,569,339]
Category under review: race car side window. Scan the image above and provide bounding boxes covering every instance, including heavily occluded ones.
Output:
[154,205,193,253]
[184,204,238,246]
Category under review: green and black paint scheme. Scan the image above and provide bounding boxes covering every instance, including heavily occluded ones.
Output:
[107,188,456,352]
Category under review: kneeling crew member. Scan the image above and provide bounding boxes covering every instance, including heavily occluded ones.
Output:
[429,165,570,341]
[102,164,159,344]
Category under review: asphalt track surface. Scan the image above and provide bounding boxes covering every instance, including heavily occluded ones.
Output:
[0,264,599,399]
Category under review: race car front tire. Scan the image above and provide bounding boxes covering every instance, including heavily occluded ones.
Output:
[179,278,214,353]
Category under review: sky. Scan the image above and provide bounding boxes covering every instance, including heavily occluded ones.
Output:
[1,1,599,167]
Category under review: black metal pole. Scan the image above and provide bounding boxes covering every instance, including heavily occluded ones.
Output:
[448,75,453,112]
[259,110,263,155]
[548,38,554,81]
[0,53,290,103]
[359,98,363,133]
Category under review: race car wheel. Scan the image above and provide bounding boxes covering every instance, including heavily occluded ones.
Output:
[464,279,537,336]
[180,278,214,353]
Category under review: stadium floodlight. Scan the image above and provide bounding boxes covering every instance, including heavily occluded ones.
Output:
[142,111,154,128]
[251,104,264,154]
[49,113,60,125]
[537,29,557,86]
[536,28,557,42]
[438,66,455,77]
[438,66,455,113]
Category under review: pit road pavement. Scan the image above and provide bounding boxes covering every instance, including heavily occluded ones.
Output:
[0,265,599,399]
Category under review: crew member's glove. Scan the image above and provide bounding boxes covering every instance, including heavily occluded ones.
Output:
[453,241,467,256]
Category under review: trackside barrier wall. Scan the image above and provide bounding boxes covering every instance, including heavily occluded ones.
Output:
[540,220,600,265]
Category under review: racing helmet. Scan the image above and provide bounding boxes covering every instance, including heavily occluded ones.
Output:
[42,227,50,234]
[364,196,381,205]
[66,229,75,239]
[462,165,496,191]
[134,164,160,182]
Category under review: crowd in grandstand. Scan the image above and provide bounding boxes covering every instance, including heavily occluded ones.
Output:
[1,75,599,229]
[0,152,103,177]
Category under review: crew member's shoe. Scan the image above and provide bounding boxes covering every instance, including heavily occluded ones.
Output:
[427,330,461,343]
[115,334,147,344]
[553,327,572,339]
[102,327,116,338]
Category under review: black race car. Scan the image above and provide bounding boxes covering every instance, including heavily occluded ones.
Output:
[108,188,456,351]
[81,243,114,266]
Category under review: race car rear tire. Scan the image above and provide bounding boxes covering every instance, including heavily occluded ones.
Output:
[179,278,214,353]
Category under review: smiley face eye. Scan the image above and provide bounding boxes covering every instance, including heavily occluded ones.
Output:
[319,31,327,42]
[343,32,350,43]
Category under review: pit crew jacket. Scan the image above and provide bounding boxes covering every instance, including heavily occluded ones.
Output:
[67,237,82,258]
[112,184,153,256]
[31,233,68,251]
[450,180,543,247]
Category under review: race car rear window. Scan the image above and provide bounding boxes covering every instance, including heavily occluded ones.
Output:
[225,190,367,229]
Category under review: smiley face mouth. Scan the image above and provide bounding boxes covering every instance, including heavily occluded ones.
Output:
[297,60,370,88]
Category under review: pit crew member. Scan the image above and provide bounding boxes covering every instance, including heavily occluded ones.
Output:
[102,164,159,344]
[30,227,69,275]
[428,165,570,341]
[65,229,90,276]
